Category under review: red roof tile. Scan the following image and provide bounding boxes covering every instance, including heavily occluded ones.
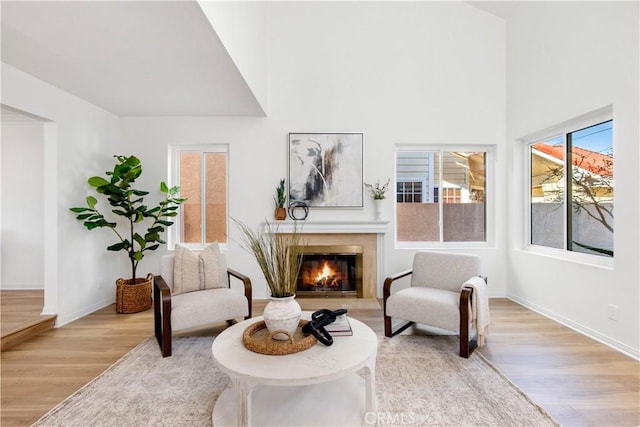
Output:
[533,143,613,177]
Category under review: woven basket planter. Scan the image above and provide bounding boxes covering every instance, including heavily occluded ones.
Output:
[116,274,152,314]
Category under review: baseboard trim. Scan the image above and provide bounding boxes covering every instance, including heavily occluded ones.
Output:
[0,285,45,290]
[508,295,640,361]
[55,298,114,328]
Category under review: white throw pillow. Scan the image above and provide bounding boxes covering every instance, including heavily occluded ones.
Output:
[173,244,201,295]
[200,242,227,289]
[173,243,227,295]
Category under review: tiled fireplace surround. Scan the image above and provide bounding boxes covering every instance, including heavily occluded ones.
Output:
[270,220,390,299]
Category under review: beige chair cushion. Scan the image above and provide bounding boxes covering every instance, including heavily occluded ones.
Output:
[386,287,462,332]
[172,243,228,295]
[171,288,248,332]
[411,251,481,292]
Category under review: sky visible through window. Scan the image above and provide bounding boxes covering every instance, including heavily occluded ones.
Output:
[572,121,613,153]
[547,121,613,153]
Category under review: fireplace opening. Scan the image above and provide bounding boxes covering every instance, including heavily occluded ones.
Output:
[296,245,363,298]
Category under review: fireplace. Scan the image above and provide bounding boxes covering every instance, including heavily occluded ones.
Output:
[296,245,363,298]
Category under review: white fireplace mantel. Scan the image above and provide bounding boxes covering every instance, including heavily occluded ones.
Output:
[265,220,390,234]
[265,220,389,298]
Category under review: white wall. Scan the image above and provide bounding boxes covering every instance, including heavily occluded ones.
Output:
[505,2,640,357]
[197,1,268,114]
[1,63,123,325]
[123,2,507,298]
[1,122,44,289]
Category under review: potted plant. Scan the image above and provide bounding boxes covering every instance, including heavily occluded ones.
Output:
[234,219,304,339]
[70,155,185,313]
[364,178,390,220]
[274,178,287,220]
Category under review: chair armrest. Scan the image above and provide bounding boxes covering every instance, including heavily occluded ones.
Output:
[154,275,172,303]
[227,268,252,318]
[383,269,413,303]
[153,275,172,357]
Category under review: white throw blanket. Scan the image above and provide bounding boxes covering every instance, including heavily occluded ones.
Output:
[461,276,490,346]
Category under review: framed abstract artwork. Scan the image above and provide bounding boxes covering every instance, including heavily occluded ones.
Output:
[288,132,364,208]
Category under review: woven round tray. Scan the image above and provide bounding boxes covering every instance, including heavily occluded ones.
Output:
[242,320,317,355]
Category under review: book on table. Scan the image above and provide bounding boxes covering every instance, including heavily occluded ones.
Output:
[325,314,353,336]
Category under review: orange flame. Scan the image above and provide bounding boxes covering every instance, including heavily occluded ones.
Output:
[316,261,334,282]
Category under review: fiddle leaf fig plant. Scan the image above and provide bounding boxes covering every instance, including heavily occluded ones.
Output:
[70,155,186,282]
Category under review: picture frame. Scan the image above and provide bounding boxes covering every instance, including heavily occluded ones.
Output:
[288,132,364,208]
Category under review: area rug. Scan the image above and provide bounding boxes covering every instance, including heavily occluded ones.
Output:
[33,335,558,427]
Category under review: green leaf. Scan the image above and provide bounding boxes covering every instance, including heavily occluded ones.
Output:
[88,176,109,188]
[145,232,160,242]
[133,251,144,261]
[70,207,89,213]
[84,221,103,230]
[157,220,173,227]
[160,182,169,193]
[133,233,146,248]
[145,244,160,252]
[107,242,127,251]
[86,196,98,208]
[75,213,93,220]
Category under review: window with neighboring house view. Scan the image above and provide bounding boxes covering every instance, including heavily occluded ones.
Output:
[396,179,425,203]
[528,114,613,257]
[168,145,228,248]
[396,149,487,244]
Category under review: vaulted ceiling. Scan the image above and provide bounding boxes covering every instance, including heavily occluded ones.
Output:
[1,1,509,118]
[1,1,265,117]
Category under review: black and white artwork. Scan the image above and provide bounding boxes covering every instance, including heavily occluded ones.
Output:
[288,133,364,208]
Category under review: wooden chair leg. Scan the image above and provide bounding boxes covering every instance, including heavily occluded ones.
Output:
[384,314,392,337]
[161,322,171,357]
[459,288,477,358]
[159,299,171,357]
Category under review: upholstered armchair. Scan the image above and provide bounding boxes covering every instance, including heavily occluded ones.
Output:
[154,243,252,357]
[383,251,488,358]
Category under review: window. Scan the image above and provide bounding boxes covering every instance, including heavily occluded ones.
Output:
[169,145,228,248]
[396,148,488,244]
[396,179,425,203]
[528,112,613,258]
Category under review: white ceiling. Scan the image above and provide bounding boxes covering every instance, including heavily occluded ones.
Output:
[469,1,520,20]
[1,1,265,117]
[1,1,514,118]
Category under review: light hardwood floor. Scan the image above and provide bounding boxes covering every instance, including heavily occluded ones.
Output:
[1,294,638,427]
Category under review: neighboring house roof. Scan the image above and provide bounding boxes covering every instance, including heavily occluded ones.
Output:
[534,143,613,178]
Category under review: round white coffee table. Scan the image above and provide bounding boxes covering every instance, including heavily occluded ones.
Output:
[211,312,378,427]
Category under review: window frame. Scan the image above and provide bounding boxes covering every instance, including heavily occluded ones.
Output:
[396,178,427,203]
[167,144,229,251]
[521,106,613,268]
[394,144,495,250]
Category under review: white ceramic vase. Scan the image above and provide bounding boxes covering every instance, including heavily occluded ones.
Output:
[373,198,383,220]
[263,295,302,341]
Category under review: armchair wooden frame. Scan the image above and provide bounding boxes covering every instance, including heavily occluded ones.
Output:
[383,270,481,358]
[154,268,252,357]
